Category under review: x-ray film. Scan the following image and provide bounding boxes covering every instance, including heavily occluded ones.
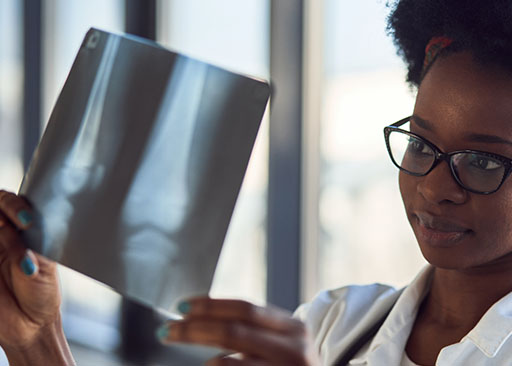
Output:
[19,28,270,312]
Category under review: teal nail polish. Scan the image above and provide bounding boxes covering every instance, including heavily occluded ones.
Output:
[178,301,190,314]
[17,210,33,226]
[156,324,170,341]
[21,255,36,276]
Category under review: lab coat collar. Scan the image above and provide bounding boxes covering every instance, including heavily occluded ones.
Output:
[462,290,512,357]
[350,265,433,365]
[350,265,512,365]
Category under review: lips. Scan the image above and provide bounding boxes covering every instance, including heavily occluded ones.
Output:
[413,212,473,247]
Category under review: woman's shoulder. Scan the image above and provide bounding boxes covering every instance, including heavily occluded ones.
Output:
[295,283,402,354]
[295,282,399,323]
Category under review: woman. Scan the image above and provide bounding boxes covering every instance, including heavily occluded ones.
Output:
[156,0,512,364]
[2,0,512,364]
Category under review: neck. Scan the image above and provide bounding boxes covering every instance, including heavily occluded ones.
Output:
[424,262,512,329]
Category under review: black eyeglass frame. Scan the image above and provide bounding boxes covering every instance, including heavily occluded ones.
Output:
[383,116,512,195]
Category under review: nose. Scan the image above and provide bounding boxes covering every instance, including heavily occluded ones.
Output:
[416,160,467,204]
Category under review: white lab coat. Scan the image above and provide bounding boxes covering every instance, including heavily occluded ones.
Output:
[295,266,512,365]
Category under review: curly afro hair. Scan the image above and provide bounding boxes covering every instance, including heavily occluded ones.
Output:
[387,0,512,87]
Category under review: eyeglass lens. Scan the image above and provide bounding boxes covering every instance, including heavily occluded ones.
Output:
[388,130,506,193]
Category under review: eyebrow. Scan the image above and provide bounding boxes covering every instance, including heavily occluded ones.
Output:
[465,133,512,147]
[411,114,512,147]
[410,114,434,131]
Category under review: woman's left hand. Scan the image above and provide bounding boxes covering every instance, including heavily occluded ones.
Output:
[157,297,321,366]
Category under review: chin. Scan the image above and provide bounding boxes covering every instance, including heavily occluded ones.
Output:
[416,236,512,272]
[414,230,478,270]
[417,245,468,270]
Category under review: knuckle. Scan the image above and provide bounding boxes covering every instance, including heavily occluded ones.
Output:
[289,351,310,366]
[239,301,258,321]
[219,321,245,348]
[290,318,306,334]
[175,321,188,341]
[0,191,20,209]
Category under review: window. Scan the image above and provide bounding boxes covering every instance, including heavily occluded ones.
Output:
[43,0,125,125]
[0,0,23,192]
[313,0,426,295]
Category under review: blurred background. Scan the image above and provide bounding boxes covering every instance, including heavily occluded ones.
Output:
[0,0,425,364]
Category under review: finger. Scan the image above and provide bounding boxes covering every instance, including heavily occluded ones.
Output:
[0,190,33,229]
[178,298,305,335]
[18,250,39,277]
[206,355,271,366]
[160,319,310,365]
[13,250,58,284]
[205,354,239,366]
[0,213,25,253]
[0,226,35,295]
[0,213,47,278]
[29,251,56,276]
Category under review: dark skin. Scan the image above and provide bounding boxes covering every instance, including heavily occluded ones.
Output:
[162,298,320,365]
[402,52,512,365]
[159,52,512,365]
[0,191,75,365]
[3,52,512,365]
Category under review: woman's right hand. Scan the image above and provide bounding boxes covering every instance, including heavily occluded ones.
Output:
[157,297,322,366]
[0,190,74,365]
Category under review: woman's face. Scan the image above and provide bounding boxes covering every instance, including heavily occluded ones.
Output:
[400,52,512,270]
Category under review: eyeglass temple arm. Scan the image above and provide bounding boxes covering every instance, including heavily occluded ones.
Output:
[389,116,411,128]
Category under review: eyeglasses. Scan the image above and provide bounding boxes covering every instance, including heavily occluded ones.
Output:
[383,116,512,195]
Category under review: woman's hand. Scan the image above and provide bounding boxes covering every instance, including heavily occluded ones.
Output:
[157,297,321,366]
[0,190,74,365]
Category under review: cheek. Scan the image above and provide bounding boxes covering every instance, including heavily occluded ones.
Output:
[476,192,512,245]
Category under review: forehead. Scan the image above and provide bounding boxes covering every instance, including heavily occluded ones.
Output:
[414,52,512,138]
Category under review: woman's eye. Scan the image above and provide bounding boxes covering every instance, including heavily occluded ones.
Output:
[408,138,430,155]
[469,155,501,170]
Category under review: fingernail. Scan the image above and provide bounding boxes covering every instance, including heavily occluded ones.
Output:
[17,210,33,226]
[21,254,36,276]
[178,301,190,314]
[155,324,170,342]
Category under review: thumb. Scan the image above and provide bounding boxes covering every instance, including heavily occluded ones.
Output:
[19,250,39,277]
